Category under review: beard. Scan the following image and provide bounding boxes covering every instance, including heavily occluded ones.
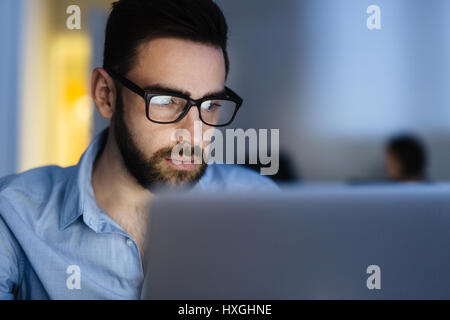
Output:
[112,91,208,192]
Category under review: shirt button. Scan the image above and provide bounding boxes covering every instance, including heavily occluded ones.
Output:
[126,239,134,247]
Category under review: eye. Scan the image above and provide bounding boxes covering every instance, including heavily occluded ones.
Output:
[151,96,186,110]
[152,96,173,106]
[202,101,222,112]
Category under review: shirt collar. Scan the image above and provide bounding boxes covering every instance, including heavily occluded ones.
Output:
[59,129,108,231]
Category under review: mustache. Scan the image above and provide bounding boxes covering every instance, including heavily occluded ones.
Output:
[155,144,205,160]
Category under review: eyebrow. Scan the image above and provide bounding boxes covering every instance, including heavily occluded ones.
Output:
[143,83,226,99]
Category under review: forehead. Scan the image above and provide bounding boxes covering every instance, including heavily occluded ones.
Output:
[128,38,226,99]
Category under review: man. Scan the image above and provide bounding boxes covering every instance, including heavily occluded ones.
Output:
[384,135,428,182]
[0,0,277,299]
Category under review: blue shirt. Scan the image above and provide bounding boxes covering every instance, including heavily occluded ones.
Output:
[0,130,278,300]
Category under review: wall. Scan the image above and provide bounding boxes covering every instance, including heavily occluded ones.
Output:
[217,0,450,181]
[0,0,23,177]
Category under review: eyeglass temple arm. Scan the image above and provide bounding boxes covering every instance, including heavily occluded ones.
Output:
[225,86,243,105]
[106,69,146,99]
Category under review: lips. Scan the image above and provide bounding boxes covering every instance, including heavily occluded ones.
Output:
[166,158,199,171]
[170,157,193,164]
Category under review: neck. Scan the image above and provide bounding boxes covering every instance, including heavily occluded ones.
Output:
[92,129,153,219]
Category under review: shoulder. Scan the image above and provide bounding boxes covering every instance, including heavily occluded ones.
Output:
[0,166,76,223]
[198,164,280,192]
[0,165,74,196]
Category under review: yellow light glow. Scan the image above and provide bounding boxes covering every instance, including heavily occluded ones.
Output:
[48,34,93,167]
[19,0,112,173]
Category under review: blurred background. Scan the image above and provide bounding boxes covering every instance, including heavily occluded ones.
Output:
[1,0,450,183]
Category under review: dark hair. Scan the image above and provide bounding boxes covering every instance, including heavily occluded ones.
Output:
[103,0,229,76]
[386,135,427,179]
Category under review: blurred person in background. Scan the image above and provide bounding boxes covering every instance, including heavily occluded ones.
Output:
[384,134,428,182]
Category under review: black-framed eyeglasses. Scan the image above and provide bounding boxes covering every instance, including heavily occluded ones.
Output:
[106,69,243,127]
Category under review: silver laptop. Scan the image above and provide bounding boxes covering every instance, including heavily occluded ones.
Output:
[141,184,450,300]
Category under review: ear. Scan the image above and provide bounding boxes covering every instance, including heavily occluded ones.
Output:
[91,68,117,119]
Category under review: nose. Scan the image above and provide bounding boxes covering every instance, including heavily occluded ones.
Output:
[182,103,201,123]
[178,104,203,144]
